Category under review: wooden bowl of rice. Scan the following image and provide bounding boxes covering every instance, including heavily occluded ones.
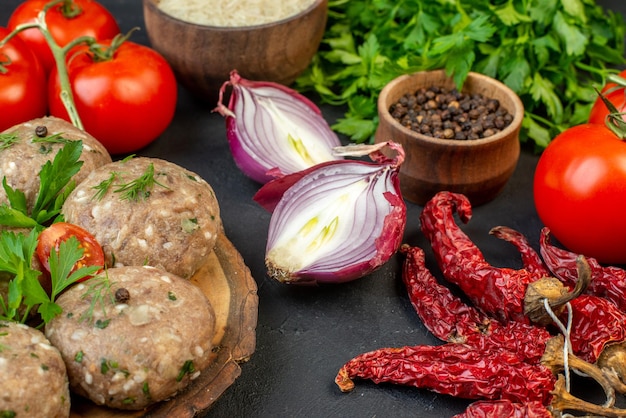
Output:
[142,0,328,101]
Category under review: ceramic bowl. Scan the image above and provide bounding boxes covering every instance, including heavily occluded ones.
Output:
[375,69,524,206]
[142,0,328,102]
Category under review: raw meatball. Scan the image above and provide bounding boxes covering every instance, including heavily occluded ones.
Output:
[0,116,112,211]
[45,266,216,410]
[0,321,70,418]
[62,157,221,278]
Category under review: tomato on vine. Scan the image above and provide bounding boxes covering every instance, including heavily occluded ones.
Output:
[48,32,178,154]
[7,0,120,74]
[533,123,626,264]
[0,26,47,131]
[588,70,626,125]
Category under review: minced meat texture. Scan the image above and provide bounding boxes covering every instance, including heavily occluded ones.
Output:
[61,157,221,279]
[0,116,112,211]
[45,266,217,410]
[0,321,71,418]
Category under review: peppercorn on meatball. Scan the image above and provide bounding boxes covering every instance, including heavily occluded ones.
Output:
[45,266,216,410]
[0,116,112,211]
[0,321,71,418]
[61,157,221,279]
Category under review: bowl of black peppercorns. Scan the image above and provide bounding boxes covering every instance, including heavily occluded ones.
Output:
[375,69,524,206]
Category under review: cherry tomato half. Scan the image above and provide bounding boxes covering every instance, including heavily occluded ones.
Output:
[36,222,105,279]
[0,26,47,131]
[8,0,120,75]
[48,39,178,154]
[533,123,626,264]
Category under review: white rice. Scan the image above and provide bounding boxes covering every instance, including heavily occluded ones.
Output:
[157,0,318,27]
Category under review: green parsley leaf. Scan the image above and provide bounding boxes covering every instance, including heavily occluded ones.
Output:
[0,229,40,323]
[0,141,83,228]
[296,0,626,149]
[32,140,83,225]
[553,11,589,56]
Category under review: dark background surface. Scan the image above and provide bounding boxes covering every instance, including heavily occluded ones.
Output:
[2,1,626,417]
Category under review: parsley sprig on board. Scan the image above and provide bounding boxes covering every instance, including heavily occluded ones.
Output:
[0,230,99,326]
[296,0,626,149]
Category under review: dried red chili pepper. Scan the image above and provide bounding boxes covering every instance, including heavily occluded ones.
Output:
[337,244,624,416]
[491,225,626,393]
[335,343,555,403]
[419,191,584,325]
[401,244,549,363]
[454,399,551,418]
[540,227,626,312]
[335,338,626,416]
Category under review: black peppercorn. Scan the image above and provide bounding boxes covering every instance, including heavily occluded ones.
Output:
[388,85,513,140]
[35,125,48,137]
[115,288,130,303]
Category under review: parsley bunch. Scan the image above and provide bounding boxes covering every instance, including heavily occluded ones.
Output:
[296,0,626,149]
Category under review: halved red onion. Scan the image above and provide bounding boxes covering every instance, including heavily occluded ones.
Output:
[255,142,406,284]
[214,70,343,184]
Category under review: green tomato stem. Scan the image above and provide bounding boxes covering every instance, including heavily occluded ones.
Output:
[58,0,83,18]
[86,28,136,62]
[606,73,626,87]
[34,7,86,130]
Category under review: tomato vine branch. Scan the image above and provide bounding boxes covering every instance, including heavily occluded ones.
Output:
[0,0,100,131]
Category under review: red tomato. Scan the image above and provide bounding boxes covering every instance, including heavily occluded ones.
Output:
[36,222,105,279]
[533,123,626,264]
[588,69,626,125]
[0,26,47,131]
[48,39,178,154]
[7,0,120,74]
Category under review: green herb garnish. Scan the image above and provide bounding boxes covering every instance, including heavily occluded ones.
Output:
[181,218,199,233]
[142,381,151,398]
[0,134,19,150]
[113,163,169,202]
[100,358,110,374]
[79,274,115,324]
[0,230,100,326]
[95,318,111,329]
[91,172,119,201]
[0,140,83,228]
[31,132,72,144]
[176,360,195,382]
[296,0,626,149]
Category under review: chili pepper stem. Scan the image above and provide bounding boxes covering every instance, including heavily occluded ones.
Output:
[550,375,626,417]
[523,256,591,326]
[335,367,354,393]
[604,369,626,395]
[597,342,626,394]
[541,336,616,409]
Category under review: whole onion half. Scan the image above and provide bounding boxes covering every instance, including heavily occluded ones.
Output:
[254,142,406,285]
[214,70,343,184]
